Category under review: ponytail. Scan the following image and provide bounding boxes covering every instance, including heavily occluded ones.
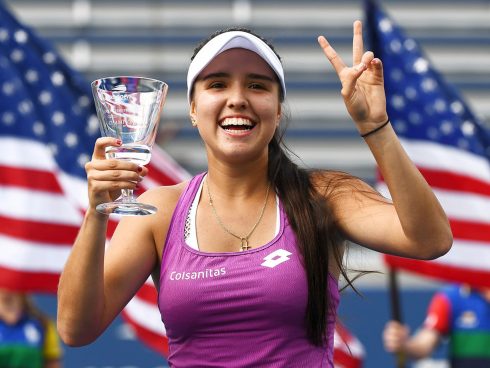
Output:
[268,133,345,346]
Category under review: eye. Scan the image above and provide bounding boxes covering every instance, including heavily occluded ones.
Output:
[209,81,226,89]
[249,82,265,90]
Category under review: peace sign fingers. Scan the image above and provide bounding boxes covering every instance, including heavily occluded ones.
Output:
[318,33,368,101]
[317,35,346,76]
[353,20,364,66]
[317,20,387,125]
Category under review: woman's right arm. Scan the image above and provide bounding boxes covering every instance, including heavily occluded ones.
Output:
[57,137,156,346]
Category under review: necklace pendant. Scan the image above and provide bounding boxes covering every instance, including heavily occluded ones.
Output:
[240,238,251,251]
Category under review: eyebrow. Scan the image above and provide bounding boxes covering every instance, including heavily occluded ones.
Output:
[248,73,275,82]
[198,72,275,82]
[199,72,228,81]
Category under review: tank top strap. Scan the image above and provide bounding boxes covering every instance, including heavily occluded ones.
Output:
[161,173,206,263]
[176,173,206,218]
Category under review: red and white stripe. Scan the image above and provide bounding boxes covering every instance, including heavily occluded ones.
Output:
[0,137,82,291]
[379,138,490,287]
[333,321,365,368]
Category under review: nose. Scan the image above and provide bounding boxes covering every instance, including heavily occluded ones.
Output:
[227,85,248,110]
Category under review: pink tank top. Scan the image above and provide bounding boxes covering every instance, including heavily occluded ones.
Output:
[159,173,339,367]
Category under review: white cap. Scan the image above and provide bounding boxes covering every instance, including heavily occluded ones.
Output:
[186,31,286,103]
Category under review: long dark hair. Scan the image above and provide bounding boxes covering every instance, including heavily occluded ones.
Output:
[191,27,351,346]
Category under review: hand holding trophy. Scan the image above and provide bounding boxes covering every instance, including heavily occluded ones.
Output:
[91,76,168,216]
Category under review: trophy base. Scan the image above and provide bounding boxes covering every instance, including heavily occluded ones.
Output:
[96,201,157,216]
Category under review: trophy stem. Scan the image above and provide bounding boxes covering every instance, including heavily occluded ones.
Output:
[121,189,135,203]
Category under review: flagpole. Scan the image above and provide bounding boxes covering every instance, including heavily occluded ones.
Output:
[388,267,407,368]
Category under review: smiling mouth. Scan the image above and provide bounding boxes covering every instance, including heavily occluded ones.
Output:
[219,117,255,132]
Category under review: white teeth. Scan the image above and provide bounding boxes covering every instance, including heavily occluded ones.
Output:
[220,118,253,127]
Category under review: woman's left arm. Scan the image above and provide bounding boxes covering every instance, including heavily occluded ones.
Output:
[318,21,452,259]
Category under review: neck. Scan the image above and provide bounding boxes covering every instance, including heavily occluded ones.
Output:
[206,167,269,198]
[205,147,269,191]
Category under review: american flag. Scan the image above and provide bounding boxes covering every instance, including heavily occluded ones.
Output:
[365,0,490,286]
[0,2,188,358]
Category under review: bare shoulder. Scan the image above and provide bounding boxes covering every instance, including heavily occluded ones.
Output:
[139,181,189,211]
[113,180,190,258]
[137,180,190,233]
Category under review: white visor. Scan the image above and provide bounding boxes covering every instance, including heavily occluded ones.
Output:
[186,31,286,103]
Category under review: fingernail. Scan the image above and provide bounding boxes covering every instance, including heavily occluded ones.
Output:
[116,139,122,145]
[137,166,143,172]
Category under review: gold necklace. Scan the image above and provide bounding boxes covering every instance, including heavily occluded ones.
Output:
[206,177,271,252]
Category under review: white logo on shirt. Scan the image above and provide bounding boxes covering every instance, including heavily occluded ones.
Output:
[261,249,292,268]
[169,267,226,281]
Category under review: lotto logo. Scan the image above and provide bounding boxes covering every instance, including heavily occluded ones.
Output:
[261,249,292,268]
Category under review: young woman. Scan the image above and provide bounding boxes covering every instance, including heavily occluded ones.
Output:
[57,22,452,367]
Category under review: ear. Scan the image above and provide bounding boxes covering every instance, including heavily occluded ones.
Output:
[276,104,282,128]
[189,101,197,122]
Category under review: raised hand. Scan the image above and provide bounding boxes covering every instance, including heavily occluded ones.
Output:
[318,20,388,134]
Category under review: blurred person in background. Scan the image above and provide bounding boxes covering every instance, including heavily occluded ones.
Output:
[57,21,451,367]
[0,288,62,368]
[383,284,490,368]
